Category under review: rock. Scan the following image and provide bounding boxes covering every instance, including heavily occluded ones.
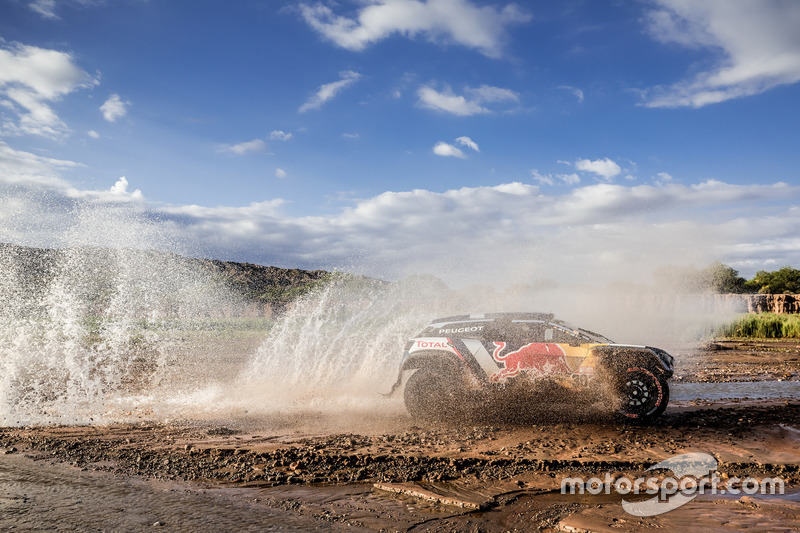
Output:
[207,427,238,436]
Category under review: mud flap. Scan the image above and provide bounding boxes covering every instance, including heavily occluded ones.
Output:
[382,368,416,397]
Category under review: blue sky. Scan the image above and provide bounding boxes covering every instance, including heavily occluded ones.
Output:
[1,0,799,286]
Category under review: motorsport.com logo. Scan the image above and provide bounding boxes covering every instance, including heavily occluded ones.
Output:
[561,452,785,516]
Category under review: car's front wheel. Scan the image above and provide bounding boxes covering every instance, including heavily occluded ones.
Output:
[403,368,465,423]
[616,367,669,422]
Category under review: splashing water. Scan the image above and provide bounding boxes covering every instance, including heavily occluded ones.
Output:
[0,206,243,426]
[228,274,739,421]
[0,203,746,428]
[232,275,459,417]
[0,199,467,427]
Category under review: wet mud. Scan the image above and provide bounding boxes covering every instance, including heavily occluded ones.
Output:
[2,340,800,531]
[673,339,800,383]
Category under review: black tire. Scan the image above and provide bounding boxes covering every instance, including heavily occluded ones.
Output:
[617,367,669,423]
[403,368,464,423]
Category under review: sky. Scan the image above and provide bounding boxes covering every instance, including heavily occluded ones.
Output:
[1,0,799,287]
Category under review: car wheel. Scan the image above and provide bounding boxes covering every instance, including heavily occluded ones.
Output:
[403,368,464,423]
[617,367,669,422]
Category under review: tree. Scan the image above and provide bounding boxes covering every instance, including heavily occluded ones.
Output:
[653,262,749,294]
[706,262,748,294]
[744,267,800,294]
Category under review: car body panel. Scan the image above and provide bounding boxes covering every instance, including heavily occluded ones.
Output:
[401,313,673,381]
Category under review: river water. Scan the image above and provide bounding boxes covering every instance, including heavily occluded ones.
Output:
[0,452,456,532]
[672,380,800,401]
[0,453,326,531]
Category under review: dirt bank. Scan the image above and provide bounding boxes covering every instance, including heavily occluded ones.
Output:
[2,401,800,485]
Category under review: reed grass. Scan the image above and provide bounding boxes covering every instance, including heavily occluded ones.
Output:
[718,313,800,338]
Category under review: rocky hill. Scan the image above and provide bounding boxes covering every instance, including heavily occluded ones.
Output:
[0,243,334,315]
[193,258,330,302]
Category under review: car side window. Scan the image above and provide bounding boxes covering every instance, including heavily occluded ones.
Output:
[548,324,585,345]
[504,322,547,344]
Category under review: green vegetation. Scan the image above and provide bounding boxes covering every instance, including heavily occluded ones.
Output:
[256,272,340,303]
[707,262,748,293]
[141,316,274,332]
[76,316,274,351]
[744,266,800,294]
[257,271,386,303]
[717,313,800,338]
[81,315,272,333]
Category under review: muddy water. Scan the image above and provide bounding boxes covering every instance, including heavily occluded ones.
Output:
[0,453,319,531]
[0,453,462,532]
[672,381,800,401]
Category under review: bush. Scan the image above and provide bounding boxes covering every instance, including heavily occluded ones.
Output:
[744,266,800,294]
[718,313,800,338]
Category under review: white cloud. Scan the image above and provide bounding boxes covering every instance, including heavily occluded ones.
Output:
[0,42,97,138]
[575,158,622,181]
[158,179,797,286]
[160,199,287,226]
[0,140,83,189]
[455,136,479,152]
[29,0,58,19]
[531,169,554,186]
[298,0,531,58]
[275,168,287,179]
[27,0,105,21]
[417,84,518,116]
[87,130,99,139]
[218,139,267,155]
[465,85,520,103]
[655,171,674,184]
[558,85,584,103]
[100,94,130,122]
[299,70,361,112]
[0,142,143,217]
[559,173,580,185]
[531,169,581,186]
[343,132,360,139]
[432,136,480,159]
[418,85,488,116]
[270,130,293,141]
[643,0,800,107]
[433,141,466,158]
[2,154,799,288]
[106,176,143,200]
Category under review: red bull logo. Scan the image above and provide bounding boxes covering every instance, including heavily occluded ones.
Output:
[490,341,569,382]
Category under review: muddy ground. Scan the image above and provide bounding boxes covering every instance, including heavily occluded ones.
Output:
[2,339,800,531]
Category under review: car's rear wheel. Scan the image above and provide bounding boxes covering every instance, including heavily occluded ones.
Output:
[617,367,669,422]
[403,368,465,423]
